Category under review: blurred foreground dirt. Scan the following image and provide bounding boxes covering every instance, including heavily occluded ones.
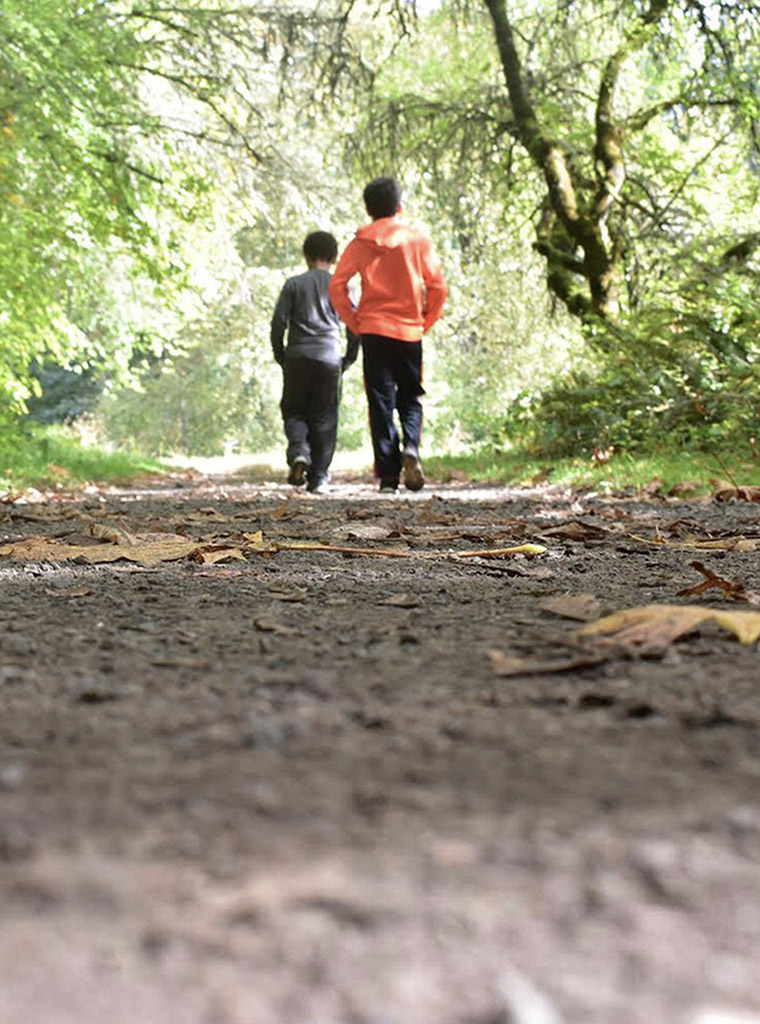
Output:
[1,469,760,1023]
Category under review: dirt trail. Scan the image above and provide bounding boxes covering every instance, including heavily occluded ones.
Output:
[1,469,760,1024]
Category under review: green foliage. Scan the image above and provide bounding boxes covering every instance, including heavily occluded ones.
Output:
[0,0,356,422]
[0,424,164,493]
[425,445,760,495]
[6,0,760,463]
[503,231,760,456]
[0,0,176,409]
[99,293,281,457]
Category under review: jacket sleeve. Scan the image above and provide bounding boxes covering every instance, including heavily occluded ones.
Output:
[270,281,291,365]
[421,238,447,334]
[328,242,361,336]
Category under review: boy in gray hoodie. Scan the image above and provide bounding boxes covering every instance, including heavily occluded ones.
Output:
[271,231,359,493]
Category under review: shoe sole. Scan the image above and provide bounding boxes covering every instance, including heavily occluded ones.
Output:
[402,453,425,491]
[288,461,308,487]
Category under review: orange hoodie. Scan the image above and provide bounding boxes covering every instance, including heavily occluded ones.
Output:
[329,216,447,341]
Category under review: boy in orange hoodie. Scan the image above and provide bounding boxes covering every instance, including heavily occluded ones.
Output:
[329,177,447,492]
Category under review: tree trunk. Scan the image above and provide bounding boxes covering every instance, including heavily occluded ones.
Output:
[483,0,671,322]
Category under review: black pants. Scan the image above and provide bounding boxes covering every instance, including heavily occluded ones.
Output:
[361,334,424,481]
[280,356,340,481]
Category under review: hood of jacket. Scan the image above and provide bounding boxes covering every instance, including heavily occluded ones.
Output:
[355,217,415,250]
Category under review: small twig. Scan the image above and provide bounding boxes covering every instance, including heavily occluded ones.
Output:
[711,451,740,490]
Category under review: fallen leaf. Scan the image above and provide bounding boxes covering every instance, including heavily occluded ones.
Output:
[712,481,760,503]
[417,507,460,525]
[190,507,230,521]
[194,547,246,565]
[539,593,602,622]
[667,481,702,496]
[87,521,138,545]
[579,603,760,650]
[342,524,394,540]
[695,538,760,552]
[666,518,713,541]
[0,534,199,566]
[628,533,760,552]
[241,531,278,554]
[487,648,606,676]
[539,520,607,541]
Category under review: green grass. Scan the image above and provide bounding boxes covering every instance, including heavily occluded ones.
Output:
[4,424,759,498]
[425,445,760,495]
[0,426,167,493]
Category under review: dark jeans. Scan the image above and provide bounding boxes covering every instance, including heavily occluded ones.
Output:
[361,334,424,481]
[280,356,340,481]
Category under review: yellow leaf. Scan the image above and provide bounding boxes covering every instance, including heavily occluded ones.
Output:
[242,531,277,553]
[712,610,760,645]
[579,604,760,649]
[195,547,246,565]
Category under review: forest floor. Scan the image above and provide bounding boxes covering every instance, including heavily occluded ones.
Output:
[1,465,760,1024]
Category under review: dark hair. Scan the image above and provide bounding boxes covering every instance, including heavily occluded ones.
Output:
[363,177,402,219]
[303,230,338,263]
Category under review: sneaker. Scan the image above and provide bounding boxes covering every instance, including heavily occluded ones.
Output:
[401,450,425,491]
[287,458,308,487]
[379,477,398,493]
[307,475,330,494]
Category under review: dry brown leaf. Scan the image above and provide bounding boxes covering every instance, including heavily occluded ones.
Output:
[487,649,606,677]
[270,506,301,522]
[417,509,460,525]
[696,537,760,552]
[712,481,760,503]
[0,533,199,566]
[242,531,278,554]
[342,524,394,541]
[87,521,137,545]
[539,593,602,622]
[540,520,607,541]
[194,547,246,565]
[579,604,760,649]
[667,481,702,497]
[628,533,760,552]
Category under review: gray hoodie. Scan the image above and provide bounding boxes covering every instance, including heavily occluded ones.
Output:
[271,267,357,368]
